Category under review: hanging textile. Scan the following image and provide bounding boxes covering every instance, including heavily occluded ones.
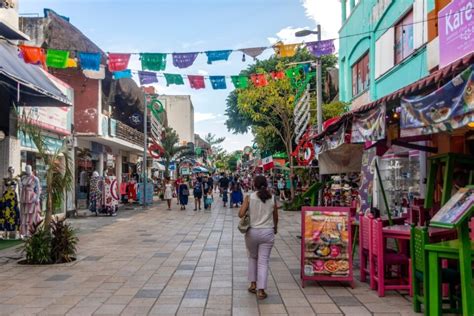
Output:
[239,47,266,60]
[270,71,285,80]
[140,53,167,71]
[400,65,474,136]
[302,64,311,74]
[19,45,46,66]
[273,42,299,58]
[306,39,335,58]
[209,76,227,90]
[164,73,184,86]
[231,75,249,89]
[285,65,303,79]
[205,50,232,64]
[188,75,205,89]
[113,69,132,80]
[66,58,77,68]
[351,104,386,143]
[251,74,268,87]
[108,53,131,72]
[46,49,69,68]
[138,71,158,85]
[78,52,101,71]
[172,52,199,69]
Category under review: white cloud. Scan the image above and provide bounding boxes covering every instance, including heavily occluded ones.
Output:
[195,112,218,122]
[268,26,319,45]
[301,0,341,40]
[197,69,208,76]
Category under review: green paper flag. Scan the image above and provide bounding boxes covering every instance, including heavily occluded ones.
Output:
[140,53,167,71]
[46,49,69,68]
[231,75,249,89]
[164,73,184,86]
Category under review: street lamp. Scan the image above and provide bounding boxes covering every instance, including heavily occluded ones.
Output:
[295,25,323,134]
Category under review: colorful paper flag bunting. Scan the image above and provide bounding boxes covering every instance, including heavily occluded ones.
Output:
[285,65,303,79]
[108,53,131,72]
[140,53,167,71]
[273,42,300,58]
[305,39,335,57]
[66,58,77,68]
[138,71,158,85]
[251,74,268,87]
[19,45,46,67]
[209,76,227,90]
[302,63,311,73]
[239,47,266,60]
[172,52,199,69]
[164,73,184,86]
[46,49,69,68]
[205,50,232,64]
[270,71,285,80]
[113,69,132,80]
[231,76,249,89]
[78,52,101,71]
[188,75,205,90]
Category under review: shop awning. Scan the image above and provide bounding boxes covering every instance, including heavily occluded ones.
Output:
[0,42,71,107]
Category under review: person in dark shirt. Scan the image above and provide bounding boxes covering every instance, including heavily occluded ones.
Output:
[219,173,230,207]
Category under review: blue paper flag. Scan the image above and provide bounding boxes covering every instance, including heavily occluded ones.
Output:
[302,63,310,74]
[205,50,232,64]
[209,76,227,90]
[113,69,132,80]
[78,52,101,71]
[138,71,158,85]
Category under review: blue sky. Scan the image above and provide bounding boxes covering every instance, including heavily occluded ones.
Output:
[21,0,341,152]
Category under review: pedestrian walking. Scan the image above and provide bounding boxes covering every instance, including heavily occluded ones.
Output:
[178,179,190,210]
[163,177,173,210]
[239,175,278,300]
[193,176,204,211]
[277,177,286,201]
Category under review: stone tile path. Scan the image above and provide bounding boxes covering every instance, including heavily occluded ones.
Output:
[0,200,419,315]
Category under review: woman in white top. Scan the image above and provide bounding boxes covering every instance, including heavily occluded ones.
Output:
[239,175,278,300]
[163,178,173,210]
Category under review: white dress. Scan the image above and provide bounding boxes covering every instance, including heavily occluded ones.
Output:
[164,183,173,200]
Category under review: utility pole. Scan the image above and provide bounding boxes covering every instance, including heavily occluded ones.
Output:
[143,93,148,209]
[316,24,323,133]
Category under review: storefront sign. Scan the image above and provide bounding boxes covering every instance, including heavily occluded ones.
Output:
[19,106,71,135]
[430,187,474,227]
[439,0,474,68]
[401,65,474,135]
[301,207,353,285]
[351,105,386,143]
[20,131,64,153]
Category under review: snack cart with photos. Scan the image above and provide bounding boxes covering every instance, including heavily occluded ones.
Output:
[301,207,354,287]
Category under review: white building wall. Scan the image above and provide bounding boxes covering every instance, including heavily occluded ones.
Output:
[375,28,395,79]
[159,95,194,145]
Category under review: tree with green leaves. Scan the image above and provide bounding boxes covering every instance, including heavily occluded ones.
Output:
[160,127,193,177]
[18,111,73,228]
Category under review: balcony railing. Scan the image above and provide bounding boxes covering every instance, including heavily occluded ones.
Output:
[115,120,144,148]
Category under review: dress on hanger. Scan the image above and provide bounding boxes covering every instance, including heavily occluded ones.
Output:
[0,178,20,232]
[20,175,42,236]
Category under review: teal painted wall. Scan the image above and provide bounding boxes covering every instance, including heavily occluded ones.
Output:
[339,0,430,104]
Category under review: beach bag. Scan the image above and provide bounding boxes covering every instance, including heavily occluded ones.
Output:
[238,196,250,234]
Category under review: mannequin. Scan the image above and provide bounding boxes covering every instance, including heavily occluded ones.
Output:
[20,165,41,237]
[0,167,20,239]
[89,171,103,214]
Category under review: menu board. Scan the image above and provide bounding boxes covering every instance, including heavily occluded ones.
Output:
[430,187,474,228]
[301,207,353,286]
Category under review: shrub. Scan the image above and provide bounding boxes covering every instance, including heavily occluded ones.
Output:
[21,221,52,264]
[50,219,78,263]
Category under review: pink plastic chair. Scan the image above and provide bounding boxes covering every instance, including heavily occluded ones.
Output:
[470,217,474,240]
[369,217,412,297]
[359,212,370,282]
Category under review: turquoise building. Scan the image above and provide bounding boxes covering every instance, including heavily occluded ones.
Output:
[338,0,437,109]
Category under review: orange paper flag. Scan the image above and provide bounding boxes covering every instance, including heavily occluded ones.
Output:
[20,45,46,67]
[273,42,300,58]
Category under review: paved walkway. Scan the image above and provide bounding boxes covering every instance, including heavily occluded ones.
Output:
[0,199,418,316]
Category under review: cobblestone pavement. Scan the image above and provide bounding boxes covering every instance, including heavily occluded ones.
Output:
[0,199,419,316]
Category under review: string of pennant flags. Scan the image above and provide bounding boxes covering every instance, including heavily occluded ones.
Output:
[15,39,335,90]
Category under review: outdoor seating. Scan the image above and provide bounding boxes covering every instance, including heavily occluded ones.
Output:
[358,212,370,282]
[410,225,461,314]
[369,217,411,297]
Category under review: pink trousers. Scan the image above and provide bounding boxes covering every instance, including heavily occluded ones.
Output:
[245,228,275,290]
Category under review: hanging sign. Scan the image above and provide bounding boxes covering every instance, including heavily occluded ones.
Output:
[301,207,353,287]
[401,65,474,136]
[351,105,386,143]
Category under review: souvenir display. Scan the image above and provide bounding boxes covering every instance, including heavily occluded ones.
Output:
[322,174,360,208]
[301,207,353,287]
[103,176,119,215]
